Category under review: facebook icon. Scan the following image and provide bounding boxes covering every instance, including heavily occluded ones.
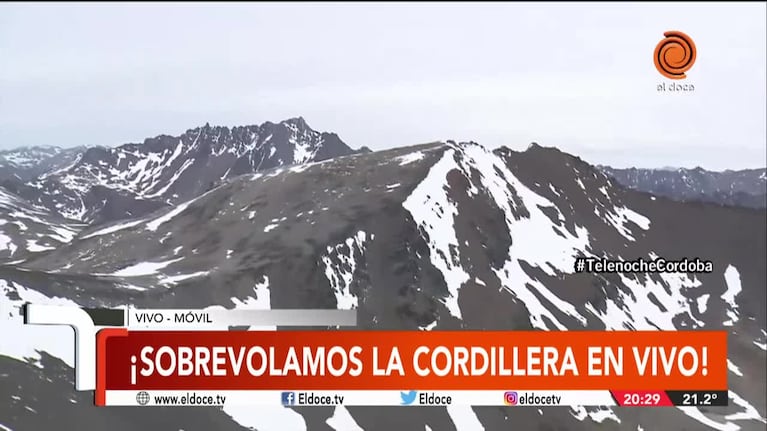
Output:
[281,392,295,405]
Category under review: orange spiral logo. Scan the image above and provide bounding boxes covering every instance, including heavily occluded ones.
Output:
[654,31,696,80]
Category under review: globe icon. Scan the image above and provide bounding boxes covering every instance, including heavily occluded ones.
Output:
[136,391,150,406]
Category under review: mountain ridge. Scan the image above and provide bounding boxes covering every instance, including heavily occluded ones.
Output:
[599,165,767,209]
[0,118,366,224]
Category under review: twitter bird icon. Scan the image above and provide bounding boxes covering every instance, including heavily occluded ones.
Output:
[400,390,417,405]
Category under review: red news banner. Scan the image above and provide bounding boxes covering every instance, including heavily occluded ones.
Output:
[97,330,727,404]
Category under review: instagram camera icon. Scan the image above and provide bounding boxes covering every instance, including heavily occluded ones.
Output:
[504,391,518,405]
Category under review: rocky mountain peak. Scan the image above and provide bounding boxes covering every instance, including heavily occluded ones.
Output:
[0,118,360,223]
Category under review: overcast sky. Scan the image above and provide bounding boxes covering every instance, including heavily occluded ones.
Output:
[1,2,765,170]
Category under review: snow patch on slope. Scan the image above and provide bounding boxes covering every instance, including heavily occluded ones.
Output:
[146,202,190,232]
[326,406,364,431]
[293,141,314,164]
[144,156,194,199]
[754,329,767,351]
[402,149,470,319]
[322,231,367,310]
[49,225,79,243]
[103,257,183,277]
[570,406,622,424]
[26,240,55,252]
[396,151,425,165]
[0,234,17,255]
[232,276,271,311]
[727,359,743,377]
[722,265,742,326]
[82,218,146,238]
[585,272,702,331]
[726,391,767,424]
[446,405,485,430]
[223,405,306,431]
[678,389,767,431]
[604,206,651,241]
[196,276,272,332]
[697,294,710,314]
[158,271,210,285]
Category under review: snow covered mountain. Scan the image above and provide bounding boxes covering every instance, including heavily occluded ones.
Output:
[600,166,767,209]
[1,140,765,431]
[0,145,85,183]
[0,188,85,261]
[1,118,360,224]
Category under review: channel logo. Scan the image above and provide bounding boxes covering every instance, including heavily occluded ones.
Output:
[281,392,295,406]
[653,30,696,80]
[504,391,518,406]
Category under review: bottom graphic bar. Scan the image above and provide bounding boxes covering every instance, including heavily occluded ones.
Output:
[100,390,725,407]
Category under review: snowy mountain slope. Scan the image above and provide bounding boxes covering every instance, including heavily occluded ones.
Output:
[2,118,360,224]
[0,188,85,261]
[1,141,766,431]
[600,166,767,209]
[0,145,85,183]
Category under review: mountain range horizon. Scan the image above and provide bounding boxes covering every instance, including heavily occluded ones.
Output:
[1,117,765,173]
